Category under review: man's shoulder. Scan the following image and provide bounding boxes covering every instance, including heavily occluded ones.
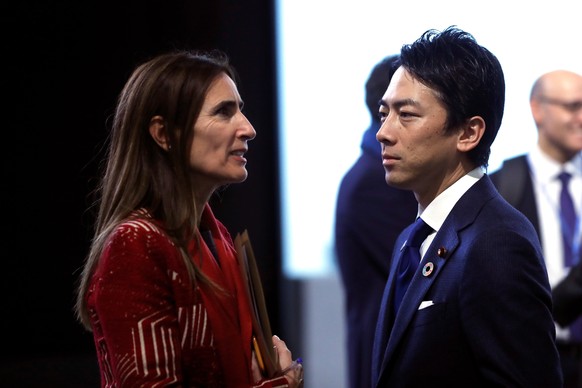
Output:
[490,154,528,179]
[489,154,530,206]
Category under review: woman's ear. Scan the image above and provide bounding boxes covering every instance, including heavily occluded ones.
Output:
[457,116,485,153]
[149,115,171,151]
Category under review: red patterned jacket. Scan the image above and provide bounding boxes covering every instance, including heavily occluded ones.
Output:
[87,205,289,387]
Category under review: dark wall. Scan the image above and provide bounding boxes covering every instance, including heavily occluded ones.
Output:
[2,1,281,385]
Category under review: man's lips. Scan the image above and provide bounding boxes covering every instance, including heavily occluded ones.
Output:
[382,153,399,166]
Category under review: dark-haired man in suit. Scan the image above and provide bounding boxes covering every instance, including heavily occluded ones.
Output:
[372,26,562,387]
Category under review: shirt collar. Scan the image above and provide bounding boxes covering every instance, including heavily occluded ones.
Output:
[419,167,484,233]
[528,145,582,184]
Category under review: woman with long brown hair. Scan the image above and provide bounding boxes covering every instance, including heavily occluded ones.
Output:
[76,50,302,387]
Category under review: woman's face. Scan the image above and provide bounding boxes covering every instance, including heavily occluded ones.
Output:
[189,72,256,191]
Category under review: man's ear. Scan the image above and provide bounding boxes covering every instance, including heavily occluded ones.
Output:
[149,115,170,151]
[457,116,485,153]
[530,99,544,126]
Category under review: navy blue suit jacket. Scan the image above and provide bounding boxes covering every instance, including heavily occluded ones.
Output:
[372,175,562,387]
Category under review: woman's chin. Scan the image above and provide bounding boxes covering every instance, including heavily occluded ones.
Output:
[230,170,249,184]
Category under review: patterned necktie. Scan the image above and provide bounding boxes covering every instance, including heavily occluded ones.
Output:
[558,171,577,267]
[393,217,432,316]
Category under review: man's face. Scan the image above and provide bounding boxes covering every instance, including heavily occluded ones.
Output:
[532,73,582,163]
[376,67,462,205]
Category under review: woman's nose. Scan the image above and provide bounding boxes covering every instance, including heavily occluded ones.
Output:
[240,113,256,140]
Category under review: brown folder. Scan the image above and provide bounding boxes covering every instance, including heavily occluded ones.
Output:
[234,230,280,378]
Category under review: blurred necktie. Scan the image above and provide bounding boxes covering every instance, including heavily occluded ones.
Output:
[558,171,582,342]
[559,171,577,267]
[393,217,432,316]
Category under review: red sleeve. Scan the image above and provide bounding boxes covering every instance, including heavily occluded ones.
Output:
[89,220,186,386]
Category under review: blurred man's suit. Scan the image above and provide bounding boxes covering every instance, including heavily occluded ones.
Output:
[335,55,417,388]
[492,154,582,388]
[335,120,416,388]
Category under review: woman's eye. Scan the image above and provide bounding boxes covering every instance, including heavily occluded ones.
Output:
[213,103,235,117]
[213,101,243,118]
[216,107,230,116]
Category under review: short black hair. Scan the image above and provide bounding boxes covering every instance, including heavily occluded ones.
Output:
[399,26,505,168]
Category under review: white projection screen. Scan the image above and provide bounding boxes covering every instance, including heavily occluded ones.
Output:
[275,0,582,278]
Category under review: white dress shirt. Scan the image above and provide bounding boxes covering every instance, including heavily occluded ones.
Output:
[527,145,582,338]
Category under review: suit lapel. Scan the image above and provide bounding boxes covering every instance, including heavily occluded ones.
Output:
[378,230,460,376]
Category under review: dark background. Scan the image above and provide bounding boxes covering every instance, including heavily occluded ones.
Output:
[2,1,293,385]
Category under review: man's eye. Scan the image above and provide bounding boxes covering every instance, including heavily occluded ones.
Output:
[378,111,388,122]
[565,101,582,112]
